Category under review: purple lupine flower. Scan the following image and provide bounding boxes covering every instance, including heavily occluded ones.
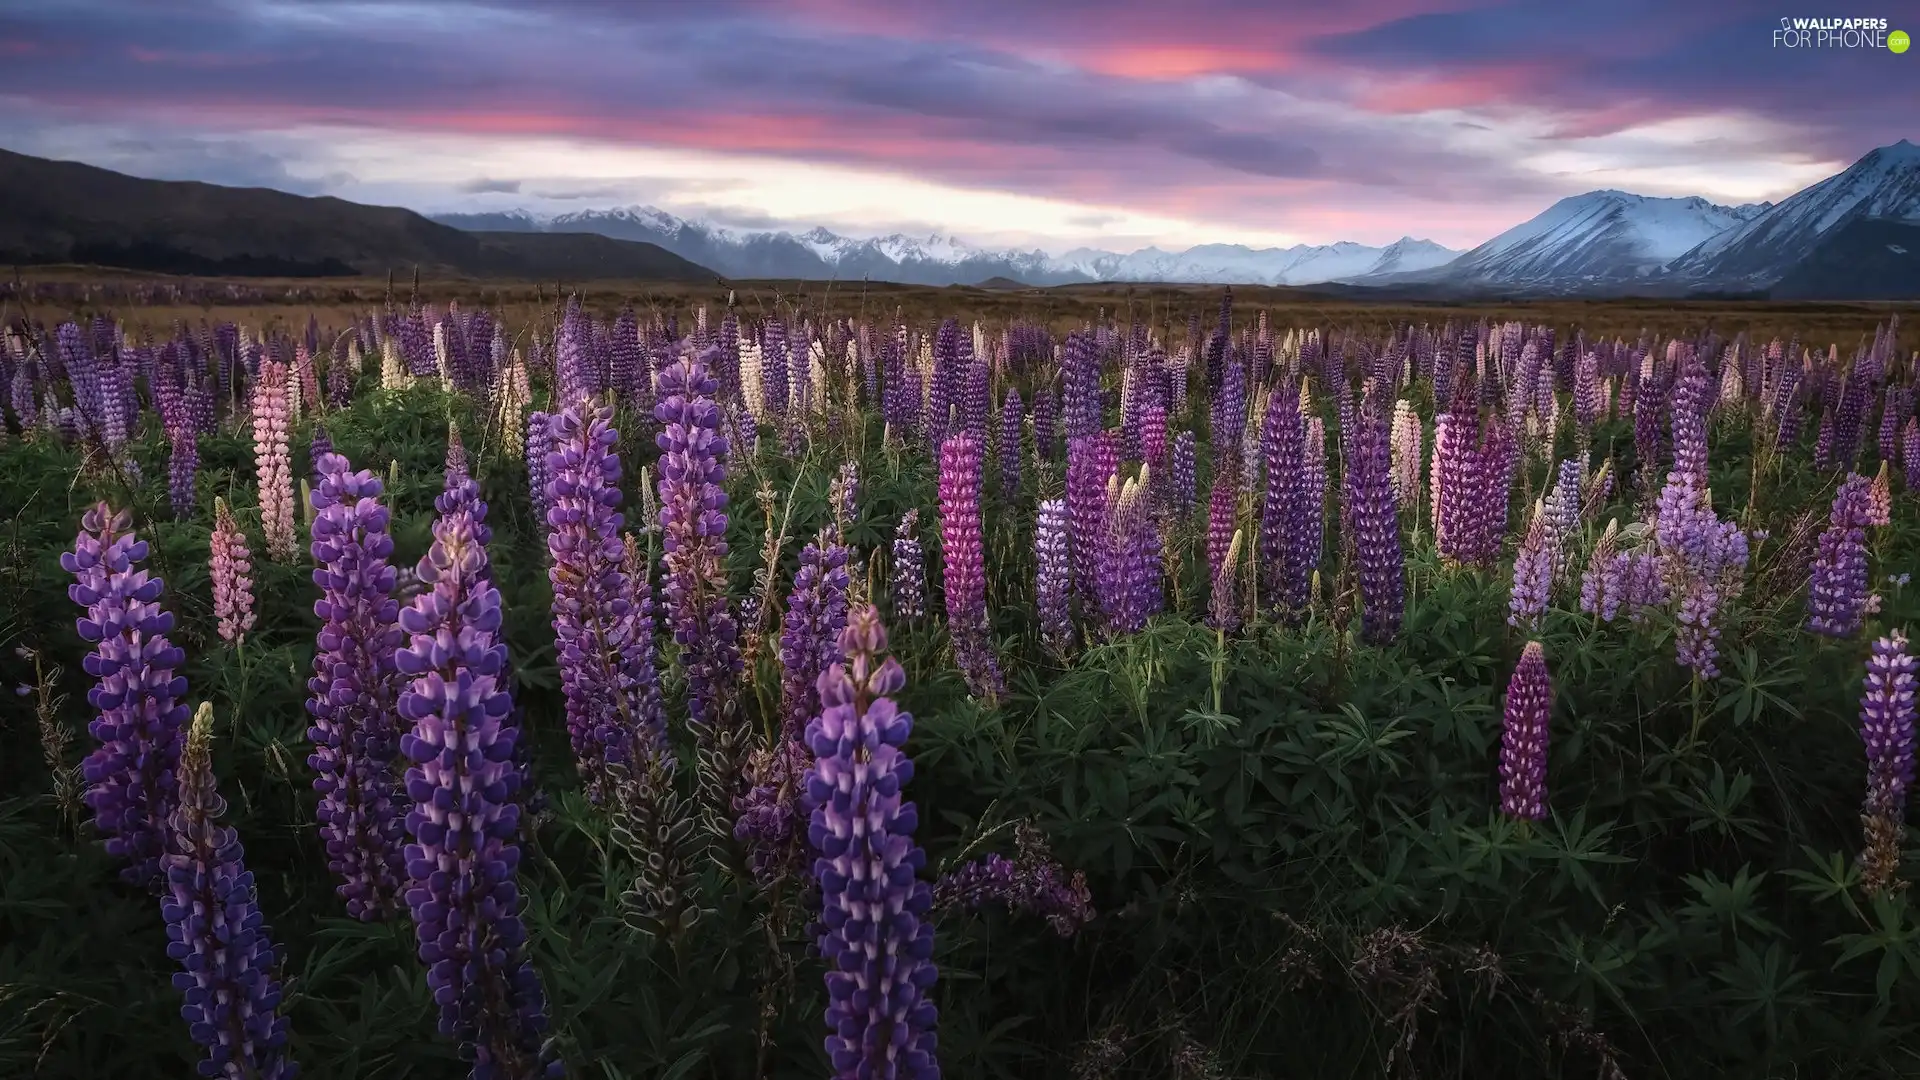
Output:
[1814,408,1836,469]
[396,507,559,1078]
[1508,502,1554,631]
[1346,404,1404,642]
[1208,527,1245,634]
[804,607,939,1078]
[168,412,199,520]
[62,503,189,891]
[544,403,645,798]
[1669,357,1710,482]
[526,411,554,525]
[1062,331,1102,442]
[1653,468,1749,677]
[999,388,1024,499]
[940,434,1001,696]
[1099,472,1161,637]
[1171,430,1197,514]
[1035,498,1075,654]
[654,350,743,727]
[1301,416,1329,580]
[1878,386,1912,467]
[1807,474,1877,638]
[253,359,297,561]
[1903,417,1920,493]
[1578,520,1621,619]
[1498,642,1551,821]
[734,736,813,890]
[309,427,334,483]
[1860,628,1917,821]
[1542,458,1582,579]
[934,822,1094,938]
[1260,387,1313,615]
[161,705,297,1080]
[779,538,852,741]
[891,510,926,623]
[1066,433,1117,605]
[210,498,257,647]
[307,453,409,919]
[1031,383,1058,463]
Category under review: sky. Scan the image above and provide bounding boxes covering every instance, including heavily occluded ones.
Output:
[0,0,1911,255]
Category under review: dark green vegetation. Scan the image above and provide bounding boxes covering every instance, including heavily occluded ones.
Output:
[2,314,1920,1079]
[0,148,718,282]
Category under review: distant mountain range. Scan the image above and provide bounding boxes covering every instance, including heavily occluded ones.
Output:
[2,136,1916,299]
[0,148,716,282]
[432,140,1920,299]
[430,207,1460,288]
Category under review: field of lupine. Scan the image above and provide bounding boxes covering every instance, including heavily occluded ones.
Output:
[0,295,1917,1079]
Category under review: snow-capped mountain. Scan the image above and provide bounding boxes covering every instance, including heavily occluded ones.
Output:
[1666,139,1920,288]
[429,205,1457,287]
[1416,191,1769,289]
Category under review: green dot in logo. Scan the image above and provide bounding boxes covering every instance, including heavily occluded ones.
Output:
[1893,29,1912,53]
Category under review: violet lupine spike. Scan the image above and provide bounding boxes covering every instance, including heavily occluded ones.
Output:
[778,538,852,742]
[939,434,1001,697]
[543,403,644,799]
[1301,416,1329,581]
[1260,387,1311,614]
[933,823,1095,938]
[210,498,257,647]
[803,607,940,1078]
[1346,406,1404,643]
[1171,430,1197,514]
[306,453,409,920]
[162,705,297,1080]
[999,388,1024,500]
[1858,630,1917,896]
[654,350,743,728]
[1099,472,1161,637]
[891,510,926,623]
[526,411,554,525]
[1208,527,1245,635]
[1579,520,1621,619]
[61,503,189,891]
[253,359,297,561]
[167,389,199,518]
[1066,434,1117,605]
[1035,498,1075,654]
[309,427,334,483]
[1905,417,1920,492]
[1031,383,1058,463]
[1508,501,1554,632]
[1807,474,1877,638]
[1498,642,1552,822]
[396,509,560,1079]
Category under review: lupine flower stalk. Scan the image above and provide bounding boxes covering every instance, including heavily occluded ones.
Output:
[543,404,647,800]
[934,821,1094,937]
[779,538,852,740]
[1035,498,1075,654]
[1346,404,1405,642]
[891,510,926,623]
[804,607,940,1078]
[1858,630,1917,897]
[252,359,297,561]
[62,503,189,890]
[210,498,257,647]
[940,434,1001,697]
[397,507,559,1078]
[1498,642,1552,821]
[306,453,408,919]
[655,351,748,844]
[1509,501,1554,631]
[161,704,297,1080]
[1807,474,1880,638]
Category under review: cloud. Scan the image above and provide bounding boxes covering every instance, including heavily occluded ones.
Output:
[0,0,1894,251]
